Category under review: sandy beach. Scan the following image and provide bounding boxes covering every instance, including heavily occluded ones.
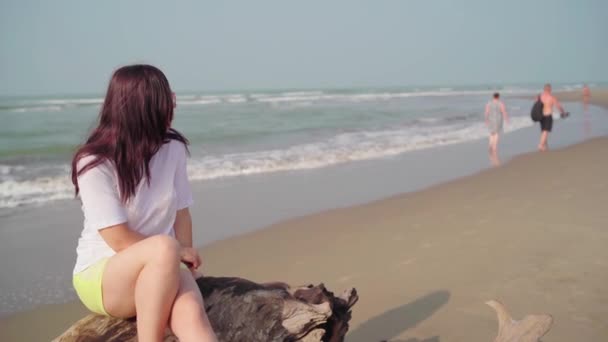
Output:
[200,142,608,340]
[1,90,607,341]
[556,88,608,108]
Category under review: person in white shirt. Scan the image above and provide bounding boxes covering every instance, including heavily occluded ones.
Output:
[484,92,509,161]
[70,65,217,342]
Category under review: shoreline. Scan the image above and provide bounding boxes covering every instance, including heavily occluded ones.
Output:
[1,89,607,341]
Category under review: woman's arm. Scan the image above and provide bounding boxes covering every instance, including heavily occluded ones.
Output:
[98,209,197,267]
[174,207,201,270]
[77,159,144,252]
[174,208,193,248]
[99,223,146,252]
[172,142,200,269]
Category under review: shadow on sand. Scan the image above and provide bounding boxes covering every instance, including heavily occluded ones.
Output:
[347,290,449,342]
[391,337,440,342]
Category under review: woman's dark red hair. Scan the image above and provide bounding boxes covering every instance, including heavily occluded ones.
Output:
[71,64,188,203]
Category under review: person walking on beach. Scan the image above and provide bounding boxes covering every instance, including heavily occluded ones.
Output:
[484,92,509,164]
[538,84,566,151]
[582,84,592,135]
[70,65,217,342]
[583,84,591,112]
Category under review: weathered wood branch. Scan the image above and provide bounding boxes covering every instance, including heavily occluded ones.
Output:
[54,276,358,342]
[53,278,551,342]
[486,300,553,342]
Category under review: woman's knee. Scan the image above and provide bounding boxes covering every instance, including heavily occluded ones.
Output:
[145,235,180,265]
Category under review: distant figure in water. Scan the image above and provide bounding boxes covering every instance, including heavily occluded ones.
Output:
[583,84,591,135]
[539,84,566,151]
[484,92,509,165]
[583,84,591,112]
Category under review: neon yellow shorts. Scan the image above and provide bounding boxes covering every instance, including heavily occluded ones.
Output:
[73,258,191,316]
[73,258,110,316]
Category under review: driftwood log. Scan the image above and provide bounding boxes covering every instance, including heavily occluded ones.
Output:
[54,276,358,342]
[54,275,552,342]
[486,300,553,342]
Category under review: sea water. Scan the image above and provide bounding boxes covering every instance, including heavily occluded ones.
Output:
[0,84,600,209]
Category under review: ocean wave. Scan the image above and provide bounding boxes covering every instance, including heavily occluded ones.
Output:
[1,98,104,113]
[281,91,325,96]
[179,98,222,105]
[0,164,25,176]
[188,116,532,180]
[2,88,541,113]
[415,117,441,124]
[0,117,533,208]
[40,98,104,105]
[10,105,65,113]
[254,89,535,105]
[561,84,585,91]
[0,178,74,208]
[226,96,247,104]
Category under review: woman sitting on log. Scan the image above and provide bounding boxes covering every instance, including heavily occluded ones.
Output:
[70,65,217,342]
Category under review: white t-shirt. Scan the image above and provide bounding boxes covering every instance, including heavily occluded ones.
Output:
[73,140,193,274]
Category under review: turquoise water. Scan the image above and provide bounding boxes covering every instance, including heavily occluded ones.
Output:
[0,84,599,208]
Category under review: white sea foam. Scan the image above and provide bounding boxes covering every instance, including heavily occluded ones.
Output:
[0,164,25,175]
[416,117,442,124]
[179,98,222,105]
[249,93,272,99]
[188,116,532,181]
[225,96,247,104]
[253,89,535,105]
[0,116,533,209]
[281,91,325,96]
[39,98,104,105]
[11,105,65,113]
[0,177,73,208]
[2,98,104,113]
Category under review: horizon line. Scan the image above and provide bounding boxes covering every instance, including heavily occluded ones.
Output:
[1,81,606,98]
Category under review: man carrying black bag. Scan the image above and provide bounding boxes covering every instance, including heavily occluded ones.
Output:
[533,84,568,151]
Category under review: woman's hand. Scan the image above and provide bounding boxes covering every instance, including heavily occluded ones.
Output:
[180,246,202,270]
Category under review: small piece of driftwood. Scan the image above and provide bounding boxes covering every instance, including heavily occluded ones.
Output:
[54,276,358,342]
[486,300,553,342]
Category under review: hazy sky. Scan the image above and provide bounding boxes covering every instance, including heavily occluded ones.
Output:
[1,0,606,95]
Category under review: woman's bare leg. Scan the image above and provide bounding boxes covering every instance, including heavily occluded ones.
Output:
[101,235,181,342]
[539,131,548,151]
[169,269,218,342]
[488,133,498,153]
